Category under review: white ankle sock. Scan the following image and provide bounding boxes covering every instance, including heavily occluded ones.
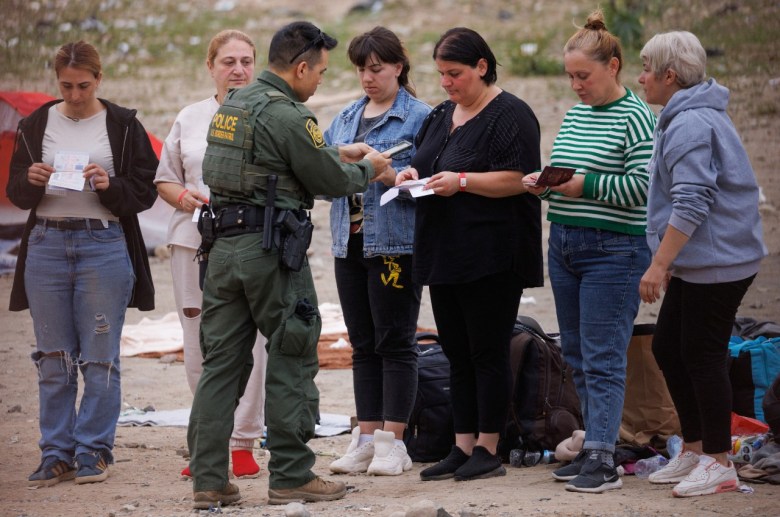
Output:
[357,434,374,446]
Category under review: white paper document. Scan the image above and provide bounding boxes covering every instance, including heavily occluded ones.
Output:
[49,151,89,191]
[379,178,434,206]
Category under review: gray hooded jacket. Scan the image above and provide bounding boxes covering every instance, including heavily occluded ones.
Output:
[645,78,766,283]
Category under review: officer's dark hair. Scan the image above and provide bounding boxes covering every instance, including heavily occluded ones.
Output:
[269,21,337,69]
[433,27,498,85]
[348,26,416,97]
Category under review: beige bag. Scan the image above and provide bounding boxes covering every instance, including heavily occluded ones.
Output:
[620,324,681,446]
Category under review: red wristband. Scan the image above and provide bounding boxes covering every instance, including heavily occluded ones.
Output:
[177,189,189,205]
[458,172,467,192]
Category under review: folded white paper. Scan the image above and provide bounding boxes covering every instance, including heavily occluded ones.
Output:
[379,178,434,206]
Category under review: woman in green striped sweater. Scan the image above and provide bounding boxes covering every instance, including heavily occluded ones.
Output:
[524,10,656,494]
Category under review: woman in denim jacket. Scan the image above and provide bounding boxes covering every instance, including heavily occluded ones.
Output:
[325,26,431,477]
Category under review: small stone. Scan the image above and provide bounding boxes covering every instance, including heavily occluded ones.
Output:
[159,353,178,364]
[406,500,439,517]
[7,404,22,413]
[284,501,310,517]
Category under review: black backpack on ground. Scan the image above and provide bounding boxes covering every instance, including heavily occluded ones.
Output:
[403,332,454,462]
[499,315,583,460]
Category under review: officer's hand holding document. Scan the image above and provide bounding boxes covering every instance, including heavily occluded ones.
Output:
[380,177,434,206]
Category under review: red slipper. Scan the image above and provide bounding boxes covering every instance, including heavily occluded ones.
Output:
[231,449,260,478]
[181,465,191,478]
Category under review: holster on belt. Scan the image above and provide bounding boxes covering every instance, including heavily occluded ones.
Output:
[196,204,216,290]
[276,209,313,272]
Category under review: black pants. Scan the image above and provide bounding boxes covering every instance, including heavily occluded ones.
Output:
[652,275,754,454]
[429,271,523,434]
[334,234,422,423]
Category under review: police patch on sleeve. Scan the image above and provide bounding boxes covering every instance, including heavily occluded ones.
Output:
[305,119,325,148]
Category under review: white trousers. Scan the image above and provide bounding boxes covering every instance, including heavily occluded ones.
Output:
[170,245,267,450]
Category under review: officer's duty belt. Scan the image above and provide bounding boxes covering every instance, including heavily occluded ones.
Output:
[214,204,265,237]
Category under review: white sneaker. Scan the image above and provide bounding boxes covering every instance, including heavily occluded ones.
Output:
[329,427,374,474]
[649,450,699,484]
[366,429,412,476]
[672,455,738,497]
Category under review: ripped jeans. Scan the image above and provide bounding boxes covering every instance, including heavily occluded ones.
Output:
[25,221,134,464]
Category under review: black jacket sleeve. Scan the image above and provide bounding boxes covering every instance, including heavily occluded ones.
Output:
[97,115,159,216]
[6,111,47,210]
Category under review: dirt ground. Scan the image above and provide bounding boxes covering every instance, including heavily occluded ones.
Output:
[0,132,778,516]
[1,0,779,515]
[1,256,779,517]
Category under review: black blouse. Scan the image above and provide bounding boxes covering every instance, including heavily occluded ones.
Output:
[410,91,543,286]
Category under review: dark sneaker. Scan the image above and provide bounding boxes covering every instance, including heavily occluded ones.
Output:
[454,446,506,481]
[420,445,470,481]
[552,449,589,481]
[267,476,346,505]
[75,451,109,484]
[193,482,241,509]
[565,450,622,493]
[28,456,76,487]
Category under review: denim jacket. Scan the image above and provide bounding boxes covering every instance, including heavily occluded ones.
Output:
[325,87,430,258]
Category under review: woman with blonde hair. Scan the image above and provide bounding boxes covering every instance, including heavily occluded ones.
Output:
[524,10,656,493]
[154,29,268,480]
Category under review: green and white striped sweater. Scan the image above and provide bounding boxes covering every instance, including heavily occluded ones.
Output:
[543,88,656,235]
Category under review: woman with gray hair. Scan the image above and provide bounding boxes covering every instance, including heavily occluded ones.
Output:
[638,31,766,497]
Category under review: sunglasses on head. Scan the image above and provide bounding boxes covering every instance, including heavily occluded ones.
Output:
[289,29,325,64]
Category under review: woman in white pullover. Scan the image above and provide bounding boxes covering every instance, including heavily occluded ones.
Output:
[154,30,267,480]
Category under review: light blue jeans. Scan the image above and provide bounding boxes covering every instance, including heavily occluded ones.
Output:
[548,223,650,453]
[25,220,134,464]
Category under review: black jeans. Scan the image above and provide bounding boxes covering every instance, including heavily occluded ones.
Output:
[429,271,523,434]
[334,234,422,423]
[652,275,754,454]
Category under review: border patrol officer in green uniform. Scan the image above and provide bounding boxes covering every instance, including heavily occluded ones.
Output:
[187,21,394,509]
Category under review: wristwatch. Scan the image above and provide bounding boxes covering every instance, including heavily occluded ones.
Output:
[458,172,467,192]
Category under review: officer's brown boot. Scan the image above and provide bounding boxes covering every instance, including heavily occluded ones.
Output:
[267,476,346,505]
[193,482,241,509]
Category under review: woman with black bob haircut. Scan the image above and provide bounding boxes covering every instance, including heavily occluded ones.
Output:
[396,27,543,482]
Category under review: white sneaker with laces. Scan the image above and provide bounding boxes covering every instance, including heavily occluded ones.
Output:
[649,450,699,484]
[672,455,738,497]
[366,429,412,476]
[329,427,374,474]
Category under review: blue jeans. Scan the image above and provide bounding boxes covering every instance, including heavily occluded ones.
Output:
[548,223,650,453]
[25,220,134,464]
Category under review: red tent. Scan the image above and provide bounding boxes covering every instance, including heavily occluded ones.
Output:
[0,91,166,244]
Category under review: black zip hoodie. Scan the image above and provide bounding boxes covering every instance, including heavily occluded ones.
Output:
[6,98,158,311]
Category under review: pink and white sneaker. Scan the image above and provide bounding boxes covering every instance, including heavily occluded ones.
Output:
[672,455,738,497]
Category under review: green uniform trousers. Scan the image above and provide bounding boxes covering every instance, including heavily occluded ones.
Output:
[187,231,322,491]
